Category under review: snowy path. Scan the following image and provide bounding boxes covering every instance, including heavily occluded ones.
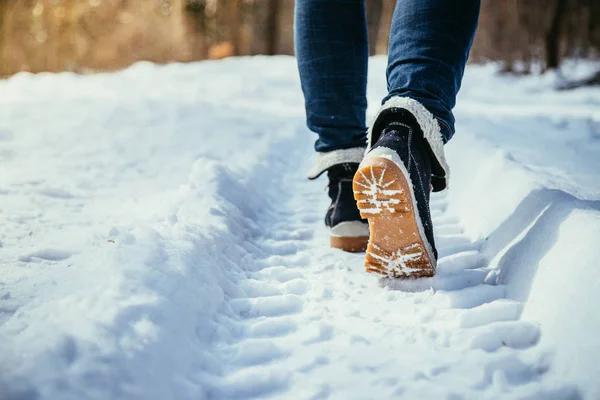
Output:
[203,162,553,399]
[1,58,599,399]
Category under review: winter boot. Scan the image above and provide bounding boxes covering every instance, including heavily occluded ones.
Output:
[308,147,369,252]
[353,98,450,278]
[325,163,369,251]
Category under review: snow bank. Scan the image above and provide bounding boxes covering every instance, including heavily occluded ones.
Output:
[0,158,251,399]
[0,57,307,399]
[446,131,600,399]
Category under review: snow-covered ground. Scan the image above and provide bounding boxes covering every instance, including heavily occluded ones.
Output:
[0,57,599,399]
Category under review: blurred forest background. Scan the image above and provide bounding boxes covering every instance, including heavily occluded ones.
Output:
[0,0,599,78]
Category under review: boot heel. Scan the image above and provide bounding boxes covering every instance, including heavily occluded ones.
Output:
[330,236,368,252]
[353,157,435,278]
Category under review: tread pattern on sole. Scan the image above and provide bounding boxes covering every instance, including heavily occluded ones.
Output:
[353,167,409,215]
[353,158,434,279]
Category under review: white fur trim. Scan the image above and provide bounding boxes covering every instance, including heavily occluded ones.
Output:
[366,97,449,189]
[361,147,437,269]
[307,147,366,180]
[328,221,369,238]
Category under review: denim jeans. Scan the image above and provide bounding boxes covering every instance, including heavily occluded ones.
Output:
[295,0,480,152]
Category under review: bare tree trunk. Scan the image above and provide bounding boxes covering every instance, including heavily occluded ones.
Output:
[248,1,266,54]
[366,0,383,56]
[228,0,241,55]
[589,0,600,50]
[375,0,395,54]
[183,0,208,60]
[0,0,7,76]
[498,0,519,73]
[546,0,566,70]
[266,0,279,55]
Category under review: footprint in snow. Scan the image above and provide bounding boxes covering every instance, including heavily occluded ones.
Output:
[18,249,72,263]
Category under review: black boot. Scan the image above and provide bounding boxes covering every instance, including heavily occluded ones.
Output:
[325,163,369,252]
[353,107,439,277]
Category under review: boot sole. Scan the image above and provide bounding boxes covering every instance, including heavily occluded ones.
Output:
[353,155,435,278]
[330,236,368,252]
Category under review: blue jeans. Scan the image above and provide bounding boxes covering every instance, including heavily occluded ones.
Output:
[295,0,480,152]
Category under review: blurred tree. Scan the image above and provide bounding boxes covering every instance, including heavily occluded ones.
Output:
[0,0,7,75]
[374,0,395,54]
[183,0,209,59]
[472,0,600,72]
[266,0,280,55]
[590,0,600,51]
[546,0,566,69]
[226,0,241,55]
[367,0,383,56]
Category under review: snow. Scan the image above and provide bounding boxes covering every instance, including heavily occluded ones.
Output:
[0,56,599,399]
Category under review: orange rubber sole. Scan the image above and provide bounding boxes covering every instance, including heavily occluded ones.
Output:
[330,236,369,252]
[353,157,435,278]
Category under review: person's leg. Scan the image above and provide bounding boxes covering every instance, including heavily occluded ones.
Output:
[386,0,480,142]
[366,0,480,193]
[354,0,480,277]
[296,0,370,252]
[295,0,369,159]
